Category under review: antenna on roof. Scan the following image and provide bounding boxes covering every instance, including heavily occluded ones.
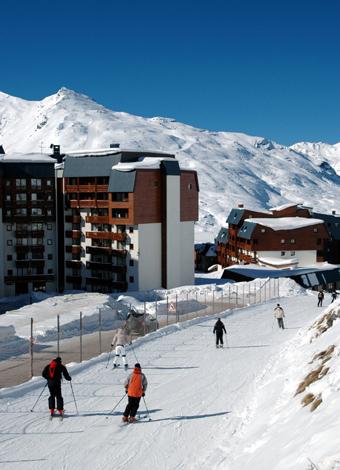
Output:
[0,145,5,155]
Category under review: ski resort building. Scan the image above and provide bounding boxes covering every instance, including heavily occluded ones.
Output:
[0,153,58,296]
[0,147,199,297]
[216,204,335,269]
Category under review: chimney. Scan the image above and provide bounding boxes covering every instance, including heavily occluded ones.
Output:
[110,143,120,149]
[0,145,5,155]
[50,144,63,163]
[332,210,336,215]
[238,203,244,208]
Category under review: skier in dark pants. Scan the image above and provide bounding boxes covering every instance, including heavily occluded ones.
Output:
[213,318,227,348]
[273,304,285,329]
[42,357,71,417]
[331,290,338,303]
[317,290,324,307]
[122,363,148,423]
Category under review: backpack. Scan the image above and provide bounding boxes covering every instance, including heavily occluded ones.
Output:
[49,360,57,379]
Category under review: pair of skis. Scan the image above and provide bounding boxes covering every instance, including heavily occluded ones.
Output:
[49,411,64,421]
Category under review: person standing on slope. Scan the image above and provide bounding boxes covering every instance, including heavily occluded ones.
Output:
[213,318,227,348]
[273,304,285,329]
[42,357,72,418]
[122,363,148,423]
[317,290,324,307]
[111,325,131,369]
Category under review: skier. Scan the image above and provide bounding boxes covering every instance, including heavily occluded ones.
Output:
[122,363,148,423]
[317,290,324,307]
[42,357,72,418]
[331,290,338,303]
[111,326,131,369]
[273,304,285,329]
[213,317,227,348]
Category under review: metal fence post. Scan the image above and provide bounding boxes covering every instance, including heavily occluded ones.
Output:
[186,292,189,321]
[212,289,215,315]
[175,294,178,322]
[30,317,34,379]
[57,314,60,357]
[155,300,158,330]
[144,301,146,335]
[228,285,231,306]
[236,285,238,306]
[166,296,169,326]
[98,308,102,354]
[80,312,83,363]
[242,284,245,306]
[221,290,224,311]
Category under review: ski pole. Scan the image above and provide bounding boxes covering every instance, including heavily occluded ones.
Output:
[30,382,48,412]
[69,381,79,415]
[142,396,152,421]
[106,393,126,417]
[105,346,113,368]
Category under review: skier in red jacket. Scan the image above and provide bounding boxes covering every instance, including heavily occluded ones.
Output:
[122,363,148,423]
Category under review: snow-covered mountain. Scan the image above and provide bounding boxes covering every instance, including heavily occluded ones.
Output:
[1,87,340,242]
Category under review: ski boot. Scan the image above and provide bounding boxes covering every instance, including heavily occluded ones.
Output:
[128,416,136,423]
[122,416,128,423]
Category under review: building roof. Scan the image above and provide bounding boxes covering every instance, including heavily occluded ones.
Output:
[243,217,325,231]
[215,227,229,244]
[312,212,340,240]
[226,208,245,225]
[108,170,136,192]
[63,154,121,177]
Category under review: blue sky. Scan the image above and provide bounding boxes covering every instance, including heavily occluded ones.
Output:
[1,0,340,145]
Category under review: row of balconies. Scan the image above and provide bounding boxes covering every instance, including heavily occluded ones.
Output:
[15,230,45,238]
[65,275,127,290]
[65,184,109,193]
[64,231,127,241]
[5,274,54,282]
[65,259,126,273]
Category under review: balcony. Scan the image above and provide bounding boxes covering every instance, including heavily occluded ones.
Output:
[16,260,45,268]
[65,245,81,254]
[86,231,127,241]
[86,261,114,271]
[5,274,54,282]
[65,184,108,193]
[15,245,45,252]
[66,260,82,269]
[65,230,81,239]
[86,246,112,255]
[85,216,109,224]
[66,275,82,283]
[15,230,45,238]
[65,215,81,223]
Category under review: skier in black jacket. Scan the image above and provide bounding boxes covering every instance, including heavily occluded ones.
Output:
[213,318,227,348]
[42,357,71,417]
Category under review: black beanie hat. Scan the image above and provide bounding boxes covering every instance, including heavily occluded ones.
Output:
[134,363,141,369]
[55,357,62,363]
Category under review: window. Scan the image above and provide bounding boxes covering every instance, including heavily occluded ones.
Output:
[5,194,11,201]
[5,180,10,187]
[7,240,12,246]
[32,238,43,245]
[15,208,27,216]
[46,209,52,216]
[6,209,12,216]
[47,239,53,245]
[261,228,266,233]
[290,239,295,244]
[111,192,128,202]
[281,251,285,256]
[7,255,12,261]
[47,194,53,201]
[48,268,53,274]
[16,178,26,188]
[16,193,27,202]
[6,225,12,231]
[31,178,41,189]
[129,276,134,283]
[313,228,318,233]
[129,227,134,234]
[7,270,13,276]
[129,244,134,250]
[46,179,52,186]
[31,208,42,216]
[48,254,53,260]
[31,193,37,201]
[32,223,43,231]
[47,224,52,230]
[281,239,285,244]
[188,183,192,190]
[129,259,134,266]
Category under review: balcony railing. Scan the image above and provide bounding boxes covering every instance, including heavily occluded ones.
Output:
[86,232,127,241]
[65,215,81,223]
[86,246,112,255]
[65,245,81,254]
[85,216,109,224]
[66,260,82,268]
[5,274,54,282]
[16,260,45,268]
[65,230,81,239]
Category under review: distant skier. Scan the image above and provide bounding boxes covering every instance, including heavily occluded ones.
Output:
[42,357,71,418]
[331,290,338,303]
[111,326,131,369]
[122,363,148,423]
[317,290,324,307]
[273,304,285,329]
[213,318,227,348]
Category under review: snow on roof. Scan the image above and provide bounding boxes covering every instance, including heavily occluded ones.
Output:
[270,203,302,212]
[258,256,298,267]
[66,148,173,157]
[114,156,175,172]
[244,217,325,231]
[0,152,55,163]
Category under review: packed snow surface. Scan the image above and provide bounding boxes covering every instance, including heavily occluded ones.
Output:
[1,284,340,469]
[1,88,340,242]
